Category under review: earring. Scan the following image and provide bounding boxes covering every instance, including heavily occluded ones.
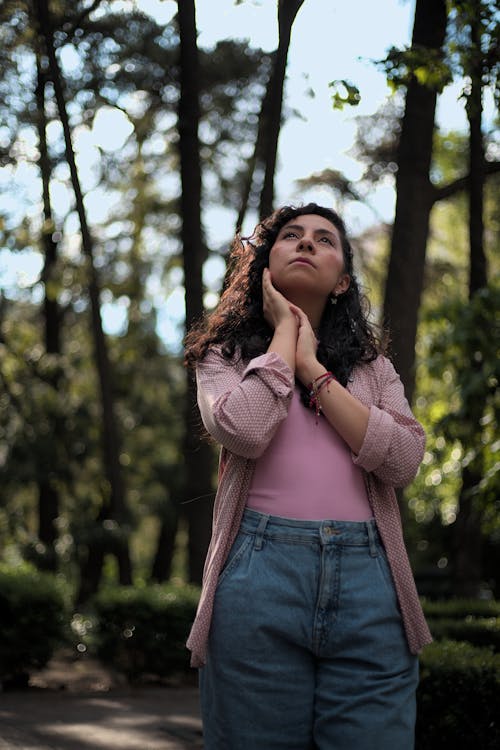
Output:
[330,294,337,306]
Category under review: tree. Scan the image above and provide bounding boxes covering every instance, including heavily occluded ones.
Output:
[0,0,276,589]
[33,46,62,571]
[236,0,305,227]
[382,0,448,403]
[447,0,498,596]
[394,0,499,596]
[258,0,305,218]
[176,0,215,584]
[33,0,132,599]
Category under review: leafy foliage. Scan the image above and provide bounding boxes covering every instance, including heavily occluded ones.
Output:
[328,79,361,110]
[427,616,500,651]
[417,639,500,749]
[422,597,500,618]
[0,0,272,590]
[380,44,452,92]
[0,563,70,685]
[424,286,500,514]
[90,582,200,681]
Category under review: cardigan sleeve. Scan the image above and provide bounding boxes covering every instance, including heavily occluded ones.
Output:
[352,357,426,487]
[196,348,295,459]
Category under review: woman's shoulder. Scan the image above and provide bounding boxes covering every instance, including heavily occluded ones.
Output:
[349,355,402,400]
[352,354,395,381]
[199,344,246,370]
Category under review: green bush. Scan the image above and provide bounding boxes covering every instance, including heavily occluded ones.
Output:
[427,616,500,651]
[422,597,500,619]
[417,640,500,750]
[91,583,200,682]
[0,564,70,686]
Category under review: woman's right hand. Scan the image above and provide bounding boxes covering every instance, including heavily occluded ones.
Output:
[262,268,298,372]
[262,268,297,331]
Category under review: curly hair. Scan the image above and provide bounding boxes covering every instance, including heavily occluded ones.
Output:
[184,203,384,393]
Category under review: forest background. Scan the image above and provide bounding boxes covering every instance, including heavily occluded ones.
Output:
[0,0,498,611]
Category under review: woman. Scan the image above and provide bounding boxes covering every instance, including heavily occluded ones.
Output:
[184,203,432,749]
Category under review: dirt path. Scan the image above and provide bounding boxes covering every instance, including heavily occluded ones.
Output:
[0,654,202,750]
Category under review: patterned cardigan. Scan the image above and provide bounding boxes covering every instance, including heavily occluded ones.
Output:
[186,349,432,667]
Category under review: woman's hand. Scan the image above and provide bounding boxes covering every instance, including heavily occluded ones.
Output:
[262,268,298,373]
[290,304,324,386]
[262,268,297,330]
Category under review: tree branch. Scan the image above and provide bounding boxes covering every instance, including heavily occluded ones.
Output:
[432,160,500,203]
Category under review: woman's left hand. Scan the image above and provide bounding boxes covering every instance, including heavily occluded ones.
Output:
[289,304,323,385]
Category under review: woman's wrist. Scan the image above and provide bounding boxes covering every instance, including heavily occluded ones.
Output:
[296,359,326,386]
[274,316,298,334]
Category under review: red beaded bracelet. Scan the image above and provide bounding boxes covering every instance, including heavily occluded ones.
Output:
[308,371,336,418]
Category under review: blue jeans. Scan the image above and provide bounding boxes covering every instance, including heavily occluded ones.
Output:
[200,508,419,750]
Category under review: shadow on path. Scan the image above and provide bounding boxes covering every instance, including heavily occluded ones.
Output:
[0,653,203,750]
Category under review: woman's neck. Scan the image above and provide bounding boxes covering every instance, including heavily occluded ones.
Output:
[287,293,325,330]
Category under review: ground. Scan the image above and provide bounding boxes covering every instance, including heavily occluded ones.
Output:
[0,652,203,750]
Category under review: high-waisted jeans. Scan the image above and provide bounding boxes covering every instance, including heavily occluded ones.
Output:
[200,508,419,750]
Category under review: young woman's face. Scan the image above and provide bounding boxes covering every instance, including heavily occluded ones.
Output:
[268,214,350,302]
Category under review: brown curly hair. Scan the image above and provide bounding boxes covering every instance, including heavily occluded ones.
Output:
[184,203,384,389]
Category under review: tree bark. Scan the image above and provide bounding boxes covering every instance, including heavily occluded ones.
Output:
[235,0,304,230]
[34,0,132,597]
[151,519,178,583]
[382,0,447,404]
[34,53,60,571]
[452,7,488,598]
[466,18,488,296]
[258,0,305,219]
[177,0,215,584]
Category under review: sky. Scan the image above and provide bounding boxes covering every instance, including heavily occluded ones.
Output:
[0,0,490,348]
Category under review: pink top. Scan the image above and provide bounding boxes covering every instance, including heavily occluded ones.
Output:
[247,387,372,520]
[186,349,432,667]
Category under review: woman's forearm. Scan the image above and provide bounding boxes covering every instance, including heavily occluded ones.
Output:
[267,319,297,374]
[298,361,369,455]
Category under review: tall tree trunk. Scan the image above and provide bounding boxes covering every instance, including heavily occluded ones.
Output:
[466,20,487,296]
[258,0,305,219]
[235,106,267,231]
[235,0,304,230]
[33,0,132,598]
[151,518,178,583]
[34,53,60,571]
[382,0,447,403]
[177,0,215,585]
[452,7,488,598]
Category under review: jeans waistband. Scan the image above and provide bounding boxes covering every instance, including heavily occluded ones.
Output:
[240,507,381,555]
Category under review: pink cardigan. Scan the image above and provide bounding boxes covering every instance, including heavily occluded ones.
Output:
[186,349,432,667]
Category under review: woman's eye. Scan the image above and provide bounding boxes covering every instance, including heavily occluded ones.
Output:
[319,236,333,245]
[283,231,298,239]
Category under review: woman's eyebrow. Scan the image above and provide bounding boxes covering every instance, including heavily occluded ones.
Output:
[280,223,303,233]
[281,223,338,240]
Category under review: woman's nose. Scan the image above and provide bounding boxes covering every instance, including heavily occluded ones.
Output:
[298,236,314,251]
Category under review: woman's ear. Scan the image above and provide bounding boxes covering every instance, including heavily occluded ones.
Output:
[333,274,350,296]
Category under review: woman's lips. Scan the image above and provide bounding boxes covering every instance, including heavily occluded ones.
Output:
[290,257,315,267]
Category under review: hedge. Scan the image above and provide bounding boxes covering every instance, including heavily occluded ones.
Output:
[417,640,500,750]
[0,564,70,686]
[90,583,200,682]
[422,598,500,619]
[427,616,500,652]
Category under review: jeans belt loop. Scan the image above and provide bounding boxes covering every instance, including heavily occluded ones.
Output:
[254,514,270,550]
[367,520,378,557]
